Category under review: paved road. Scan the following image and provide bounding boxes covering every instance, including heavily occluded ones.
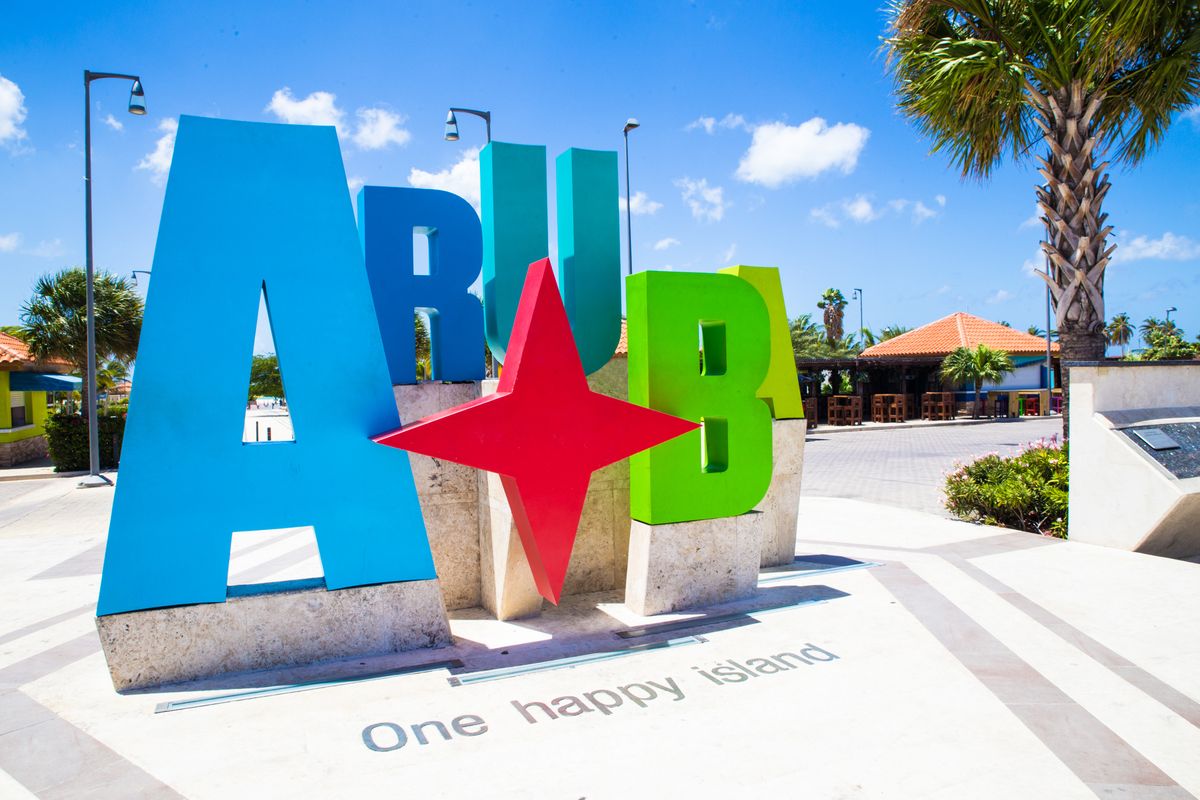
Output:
[801,417,1063,517]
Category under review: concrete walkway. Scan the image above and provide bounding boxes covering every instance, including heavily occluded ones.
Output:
[0,477,1197,798]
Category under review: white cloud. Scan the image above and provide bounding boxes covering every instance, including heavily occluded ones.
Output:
[735,117,869,188]
[0,232,20,252]
[26,238,65,258]
[265,88,345,133]
[0,75,29,150]
[675,177,728,222]
[408,147,481,210]
[912,201,937,223]
[888,199,910,213]
[352,107,410,150]
[842,195,879,223]
[348,176,366,195]
[935,194,946,207]
[1019,203,1043,230]
[102,113,123,132]
[1021,250,1045,277]
[721,243,737,263]
[687,113,750,135]
[619,191,662,216]
[136,118,177,184]
[1182,106,1200,124]
[810,206,840,228]
[986,289,1014,304]
[653,237,680,251]
[1113,231,1200,263]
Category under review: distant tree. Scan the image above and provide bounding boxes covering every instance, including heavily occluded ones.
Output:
[0,325,25,341]
[96,359,129,395]
[1106,313,1133,357]
[817,289,848,346]
[790,314,825,358]
[941,344,1015,419]
[19,267,143,412]
[1027,325,1044,337]
[879,325,910,341]
[999,321,1013,328]
[248,354,283,401]
[414,313,431,380]
[1136,327,1198,361]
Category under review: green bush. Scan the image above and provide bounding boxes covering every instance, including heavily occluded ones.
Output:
[44,413,126,472]
[943,440,1068,537]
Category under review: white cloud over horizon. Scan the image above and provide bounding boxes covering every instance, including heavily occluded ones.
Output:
[408,147,481,210]
[351,107,411,150]
[0,232,20,252]
[736,117,869,188]
[686,113,750,134]
[1113,231,1200,263]
[0,75,29,151]
[653,237,680,251]
[102,113,123,132]
[136,118,177,184]
[266,87,345,133]
[675,177,728,222]
[986,289,1014,304]
[812,194,943,228]
[619,191,662,216]
[26,238,66,258]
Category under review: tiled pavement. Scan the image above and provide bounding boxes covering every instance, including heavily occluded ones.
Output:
[802,416,1062,516]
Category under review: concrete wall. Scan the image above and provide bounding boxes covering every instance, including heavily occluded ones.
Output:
[1067,362,1200,559]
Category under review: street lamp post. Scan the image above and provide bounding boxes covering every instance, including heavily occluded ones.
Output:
[444,107,491,142]
[1166,306,1177,322]
[81,70,146,488]
[622,119,640,276]
[852,288,864,342]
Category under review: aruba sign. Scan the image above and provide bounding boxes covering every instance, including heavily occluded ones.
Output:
[97,116,804,617]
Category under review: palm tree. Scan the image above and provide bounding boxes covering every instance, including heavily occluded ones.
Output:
[1027,325,1045,337]
[817,289,848,346]
[19,267,143,413]
[790,313,825,358]
[880,324,911,341]
[887,2,1200,436]
[940,344,1015,419]
[414,313,431,380]
[1106,312,1133,356]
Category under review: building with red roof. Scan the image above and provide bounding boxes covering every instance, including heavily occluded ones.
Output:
[1,332,80,467]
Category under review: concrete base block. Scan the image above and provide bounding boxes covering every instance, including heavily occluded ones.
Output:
[96,578,451,691]
[394,382,482,611]
[758,418,806,567]
[625,511,763,616]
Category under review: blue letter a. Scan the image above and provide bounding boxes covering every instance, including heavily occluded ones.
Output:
[97,117,434,617]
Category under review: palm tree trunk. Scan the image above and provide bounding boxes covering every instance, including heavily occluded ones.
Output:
[1028,79,1113,440]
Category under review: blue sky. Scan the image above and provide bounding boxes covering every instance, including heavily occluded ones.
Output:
[3,1,1199,353]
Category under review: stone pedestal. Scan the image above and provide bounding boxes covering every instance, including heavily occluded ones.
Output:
[758,418,806,567]
[477,359,632,620]
[96,578,451,691]
[624,511,764,616]
[394,382,482,611]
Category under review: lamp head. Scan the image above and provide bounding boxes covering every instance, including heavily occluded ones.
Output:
[127,79,146,115]
[623,117,640,134]
[444,110,459,141]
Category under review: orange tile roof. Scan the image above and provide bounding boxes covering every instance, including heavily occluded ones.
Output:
[613,318,628,357]
[860,312,1060,358]
[0,331,73,372]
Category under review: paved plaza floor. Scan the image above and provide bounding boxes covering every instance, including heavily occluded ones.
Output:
[1,439,1198,798]
[803,416,1062,516]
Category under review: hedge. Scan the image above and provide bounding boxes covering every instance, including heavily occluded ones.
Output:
[44,413,126,472]
[943,439,1068,538]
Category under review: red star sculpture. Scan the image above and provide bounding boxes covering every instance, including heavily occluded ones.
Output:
[374,258,698,604]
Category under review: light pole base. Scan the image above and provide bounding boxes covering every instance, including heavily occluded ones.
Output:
[78,473,113,489]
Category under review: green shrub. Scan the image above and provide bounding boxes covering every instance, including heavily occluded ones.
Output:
[943,440,1068,537]
[44,413,126,472]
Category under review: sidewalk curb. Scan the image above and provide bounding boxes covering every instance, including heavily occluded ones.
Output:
[0,469,89,483]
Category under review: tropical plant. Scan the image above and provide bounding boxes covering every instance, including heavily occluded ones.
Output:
[790,313,825,358]
[0,325,25,341]
[940,344,1015,418]
[944,439,1068,537]
[886,1,1200,437]
[19,267,143,412]
[816,289,848,346]
[879,324,911,341]
[1134,326,1198,361]
[248,354,284,401]
[1106,312,1133,356]
[1140,316,1181,343]
[96,359,129,396]
[1027,325,1045,337]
